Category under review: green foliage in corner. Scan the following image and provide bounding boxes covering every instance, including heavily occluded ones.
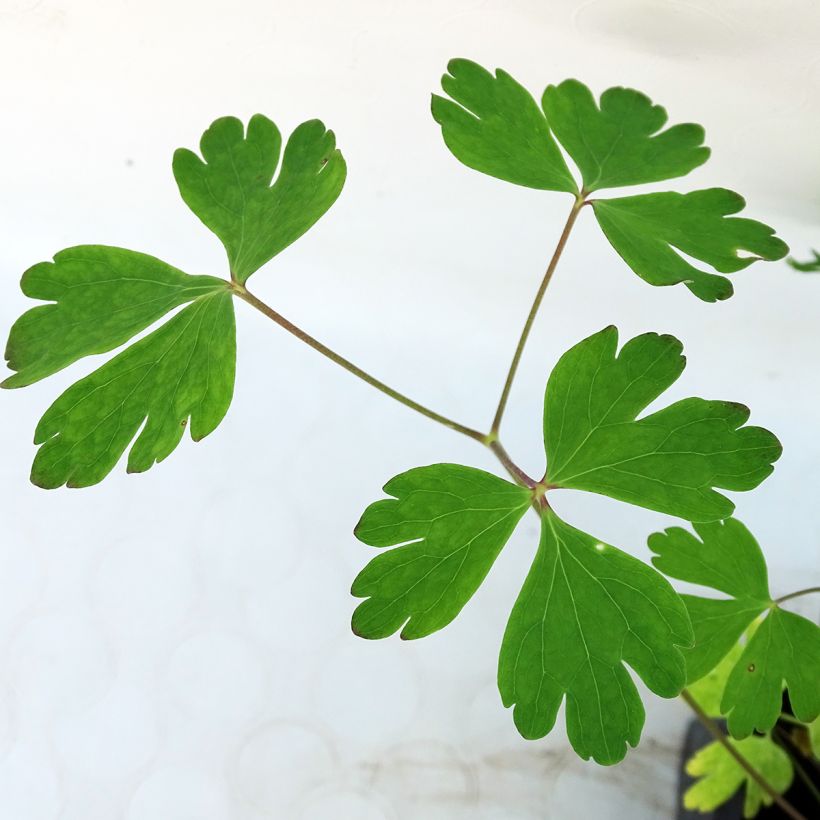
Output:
[685,736,793,818]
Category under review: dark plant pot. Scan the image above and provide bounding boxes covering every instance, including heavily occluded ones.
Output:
[677,718,820,819]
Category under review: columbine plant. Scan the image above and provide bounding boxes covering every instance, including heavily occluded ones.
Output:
[4,59,819,817]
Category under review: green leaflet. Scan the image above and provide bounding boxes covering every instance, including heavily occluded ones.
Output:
[723,608,820,738]
[3,246,224,389]
[685,736,793,818]
[431,59,577,193]
[788,250,820,272]
[650,519,820,737]
[593,190,788,302]
[351,464,531,639]
[4,245,236,488]
[32,290,235,489]
[542,79,709,191]
[498,509,691,765]
[173,115,346,283]
[544,327,781,521]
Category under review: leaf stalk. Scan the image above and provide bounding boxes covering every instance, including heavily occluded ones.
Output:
[490,193,587,435]
[233,191,589,496]
[231,281,487,443]
[775,586,820,605]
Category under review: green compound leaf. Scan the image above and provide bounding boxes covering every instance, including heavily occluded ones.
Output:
[3,246,224,389]
[173,114,346,283]
[650,519,820,737]
[353,325,782,763]
[7,111,343,487]
[685,736,793,819]
[351,464,531,639]
[592,190,789,302]
[542,78,709,191]
[431,59,577,193]
[544,327,782,522]
[432,60,787,301]
[498,508,692,765]
[3,246,235,488]
[788,250,820,272]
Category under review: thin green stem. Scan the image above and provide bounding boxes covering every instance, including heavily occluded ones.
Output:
[775,586,820,605]
[490,194,587,435]
[233,283,487,443]
[681,689,807,820]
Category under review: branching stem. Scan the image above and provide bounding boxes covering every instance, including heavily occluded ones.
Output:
[487,438,538,489]
[234,282,551,493]
[490,193,587,435]
[233,195,589,495]
[680,689,807,820]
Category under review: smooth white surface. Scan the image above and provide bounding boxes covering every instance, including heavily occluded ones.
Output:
[1,1,819,817]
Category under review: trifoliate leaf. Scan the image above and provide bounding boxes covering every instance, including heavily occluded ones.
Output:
[684,736,793,818]
[542,79,709,191]
[544,327,781,521]
[3,246,224,388]
[3,245,235,488]
[650,519,820,737]
[592,190,789,302]
[431,59,577,193]
[431,62,787,301]
[353,325,783,762]
[173,114,346,283]
[788,250,820,272]
[351,464,531,639]
[7,112,345,487]
[498,508,692,765]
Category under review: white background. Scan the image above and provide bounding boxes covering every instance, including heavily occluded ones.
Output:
[1,1,819,817]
